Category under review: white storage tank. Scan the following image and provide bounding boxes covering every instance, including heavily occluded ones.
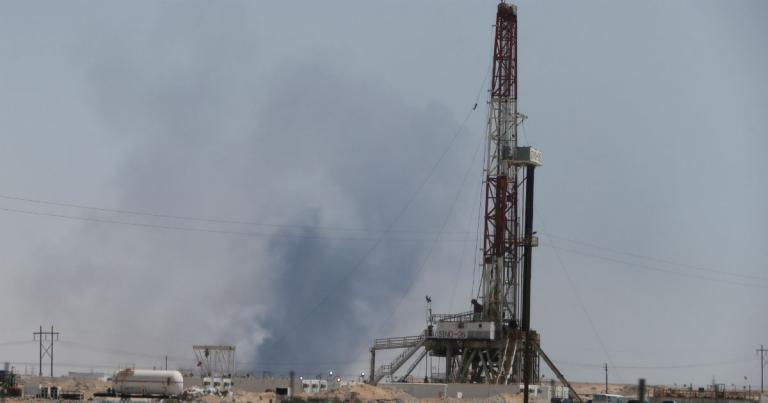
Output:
[112,369,184,397]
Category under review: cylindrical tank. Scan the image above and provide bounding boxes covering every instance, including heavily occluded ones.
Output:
[112,369,184,397]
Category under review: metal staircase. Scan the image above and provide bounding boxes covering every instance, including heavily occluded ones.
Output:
[372,334,425,384]
[398,348,428,382]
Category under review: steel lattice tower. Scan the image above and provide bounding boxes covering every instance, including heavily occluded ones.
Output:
[369,6,580,400]
[482,0,521,329]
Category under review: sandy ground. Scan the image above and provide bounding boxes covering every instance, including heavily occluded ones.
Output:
[301,383,525,403]
[4,381,525,403]
[7,377,110,401]
[571,383,639,398]
[200,390,278,403]
[4,377,697,403]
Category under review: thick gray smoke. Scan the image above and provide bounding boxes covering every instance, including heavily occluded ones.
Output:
[0,2,473,377]
[251,65,463,374]
[88,61,467,375]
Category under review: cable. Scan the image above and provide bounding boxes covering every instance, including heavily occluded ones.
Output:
[470,183,484,300]
[0,340,34,347]
[384,108,486,325]
[51,341,374,371]
[5,197,763,290]
[3,191,765,283]
[536,214,624,384]
[345,67,493,372]
[468,44,495,304]
[0,205,475,243]
[448,229,470,313]
[263,95,482,353]
[56,340,373,369]
[544,233,768,283]
[448,129,487,312]
[550,244,768,289]
[520,118,531,147]
[554,356,754,370]
[341,109,485,373]
[0,194,401,234]
[0,193,470,236]
[59,341,190,362]
[614,356,755,370]
[7,193,763,287]
[0,194,470,239]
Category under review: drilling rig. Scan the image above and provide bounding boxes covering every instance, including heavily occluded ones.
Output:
[369,3,581,400]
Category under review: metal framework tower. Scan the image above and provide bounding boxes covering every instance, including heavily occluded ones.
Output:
[33,325,58,377]
[369,4,581,400]
[483,0,522,328]
[193,345,236,378]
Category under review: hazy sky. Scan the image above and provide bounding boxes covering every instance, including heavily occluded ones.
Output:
[0,1,766,387]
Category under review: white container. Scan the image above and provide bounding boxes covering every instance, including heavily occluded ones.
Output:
[112,369,184,397]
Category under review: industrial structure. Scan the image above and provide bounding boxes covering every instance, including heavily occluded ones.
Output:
[33,326,58,377]
[111,368,184,397]
[369,3,580,401]
[193,345,236,378]
[0,363,22,397]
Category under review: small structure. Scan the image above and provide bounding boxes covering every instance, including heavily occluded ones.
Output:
[193,345,236,377]
[193,345,236,395]
[301,379,328,395]
[0,364,22,397]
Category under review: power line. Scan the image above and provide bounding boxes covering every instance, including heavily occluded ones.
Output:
[553,356,754,370]
[2,191,766,285]
[33,325,59,377]
[0,340,34,347]
[757,345,767,394]
[550,244,768,289]
[0,193,470,236]
[20,337,757,374]
[4,198,764,291]
[614,356,755,370]
[22,339,758,372]
[59,341,190,362]
[0,205,472,243]
[544,233,768,282]
[60,340,373,369]
[60,341,365,368]
[0,194,386,233]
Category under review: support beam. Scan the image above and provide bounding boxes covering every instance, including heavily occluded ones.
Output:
[458,349,475,381]
[522,165,536,403]
[369,348,375,384]
[537,345,583,403]
[399,349,428,382]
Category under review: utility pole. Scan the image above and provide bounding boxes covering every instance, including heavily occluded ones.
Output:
[757,345,767,394]
[604,363,608,393]
[33,325,59,377]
